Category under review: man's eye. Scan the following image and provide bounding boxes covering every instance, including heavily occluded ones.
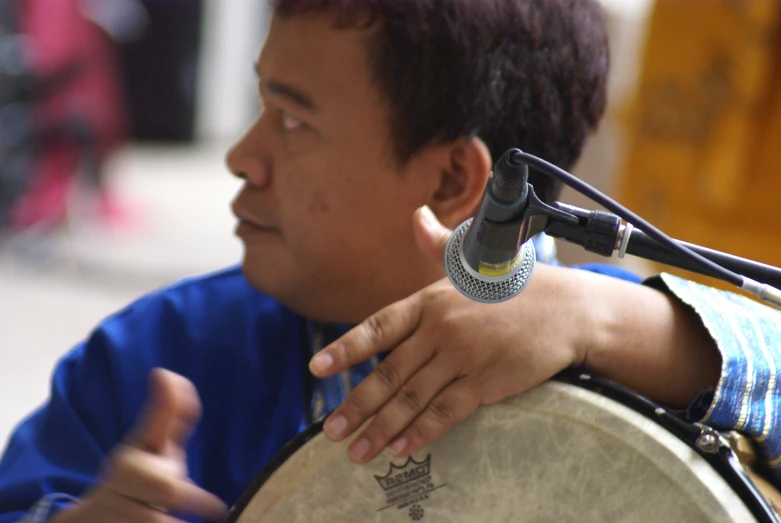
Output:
[280,110,304,131]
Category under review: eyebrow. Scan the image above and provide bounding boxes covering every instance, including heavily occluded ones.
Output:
[255,64,317,112]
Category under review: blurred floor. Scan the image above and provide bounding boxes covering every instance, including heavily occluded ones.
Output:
[0,142,242,448]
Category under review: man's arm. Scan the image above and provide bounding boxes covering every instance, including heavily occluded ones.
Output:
[309,264,722,461]
[309,207,781,490]
[568,267,722,408]
[648,273,781,482]
[0,295,226,522]
[0,338,125,521]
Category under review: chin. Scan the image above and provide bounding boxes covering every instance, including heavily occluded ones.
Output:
[240,258,285,296]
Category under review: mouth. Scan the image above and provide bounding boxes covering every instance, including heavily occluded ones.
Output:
[235,219,277,236]
[232,204,278,238]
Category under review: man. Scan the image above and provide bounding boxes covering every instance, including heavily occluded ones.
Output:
[1,1,780,521]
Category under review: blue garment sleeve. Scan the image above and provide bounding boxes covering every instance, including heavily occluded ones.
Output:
[0,267,308,522]
[0,328,141,522]
[646,273,781,487]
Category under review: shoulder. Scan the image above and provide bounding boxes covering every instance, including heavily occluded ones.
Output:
[73,265,300,369]
[53,265,303,423]
[105,264,284,329]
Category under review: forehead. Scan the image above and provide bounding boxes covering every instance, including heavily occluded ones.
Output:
[259,13,377,107]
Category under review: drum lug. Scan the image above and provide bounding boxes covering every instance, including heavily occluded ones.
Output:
[694,424,725,454]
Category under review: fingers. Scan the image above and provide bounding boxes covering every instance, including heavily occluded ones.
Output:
[387,379,480,459]
[74,369,225,522]
[320,337,436,440]
[128,369,202,455]
[412,206,452,266]
[85,493,187,523]
[309,294,423,378]
[340,353,460,464]
[108,445,227,521]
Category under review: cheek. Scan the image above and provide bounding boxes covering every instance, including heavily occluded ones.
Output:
[288,191,389,261]
[279,186,353,254]
[275,159,414,258]
[308,189,330,215]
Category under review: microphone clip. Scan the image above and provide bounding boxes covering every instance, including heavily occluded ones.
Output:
[476,149,578,254]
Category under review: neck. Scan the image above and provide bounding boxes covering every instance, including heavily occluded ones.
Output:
[295,265,446,325]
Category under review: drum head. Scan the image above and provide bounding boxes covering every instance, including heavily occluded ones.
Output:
[227,379,760,522]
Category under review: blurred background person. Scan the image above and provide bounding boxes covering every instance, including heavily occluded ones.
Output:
[0,0,262,451]
[0,0,139,231]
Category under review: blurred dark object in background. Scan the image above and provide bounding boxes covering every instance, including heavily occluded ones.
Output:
[0,0,31,225]
[118,0,204,142]
[0,0,131,231]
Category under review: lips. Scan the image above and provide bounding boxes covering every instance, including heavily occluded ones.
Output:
[237,218,276,232]
[231,203,277,231]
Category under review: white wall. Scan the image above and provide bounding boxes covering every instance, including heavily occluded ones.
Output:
[195,0,269,142]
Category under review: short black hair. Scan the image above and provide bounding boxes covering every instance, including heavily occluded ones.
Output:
[273,0,610,203]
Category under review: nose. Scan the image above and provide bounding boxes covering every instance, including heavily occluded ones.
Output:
[226,121,272,188]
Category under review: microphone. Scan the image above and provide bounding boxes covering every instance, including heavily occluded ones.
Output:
[444,149,537,303]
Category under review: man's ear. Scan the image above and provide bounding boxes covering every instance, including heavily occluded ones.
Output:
[428,137,492,230]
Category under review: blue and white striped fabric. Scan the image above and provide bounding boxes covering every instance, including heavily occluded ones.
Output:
[650,273,781,484]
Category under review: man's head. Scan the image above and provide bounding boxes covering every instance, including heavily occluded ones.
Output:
[227,0,610,322]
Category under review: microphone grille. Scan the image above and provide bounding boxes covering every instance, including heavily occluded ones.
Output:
[444,219,536,304]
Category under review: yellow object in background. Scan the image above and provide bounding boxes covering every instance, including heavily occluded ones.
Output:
[617,0,781,291]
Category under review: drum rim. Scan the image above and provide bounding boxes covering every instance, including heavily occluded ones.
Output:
[557,369,778,523]
[223,368,780,523]
[223,414,327,523]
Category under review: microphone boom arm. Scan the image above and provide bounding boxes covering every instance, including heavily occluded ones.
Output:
[444,147,781,309]
[543,202,781,304]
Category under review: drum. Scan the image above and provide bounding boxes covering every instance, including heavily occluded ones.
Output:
[224,369,779,522]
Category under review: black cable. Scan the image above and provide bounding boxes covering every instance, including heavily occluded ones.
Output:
[625,229,781,290]
[511,150,745,288]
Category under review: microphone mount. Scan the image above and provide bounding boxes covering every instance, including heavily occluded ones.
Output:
[472,149,578,255]
[501,148,781,309]
[543,203,781,303]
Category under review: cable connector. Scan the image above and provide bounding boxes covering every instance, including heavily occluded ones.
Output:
[741,278,781,310]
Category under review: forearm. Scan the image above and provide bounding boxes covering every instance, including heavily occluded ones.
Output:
[575,270,721,408]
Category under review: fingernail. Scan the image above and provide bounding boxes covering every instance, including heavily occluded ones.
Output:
[349,438,371,462]
[324,415,348,440]
[419,205,439,231]
[309,352,333,375]
[389,437,408,456]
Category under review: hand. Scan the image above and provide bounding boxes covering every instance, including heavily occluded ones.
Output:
[309,207,721,466]
[308,207,590,464]
[51,369,227,523]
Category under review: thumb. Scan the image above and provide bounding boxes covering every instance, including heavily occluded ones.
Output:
[413,206,453,266]
[128,368,202,455]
